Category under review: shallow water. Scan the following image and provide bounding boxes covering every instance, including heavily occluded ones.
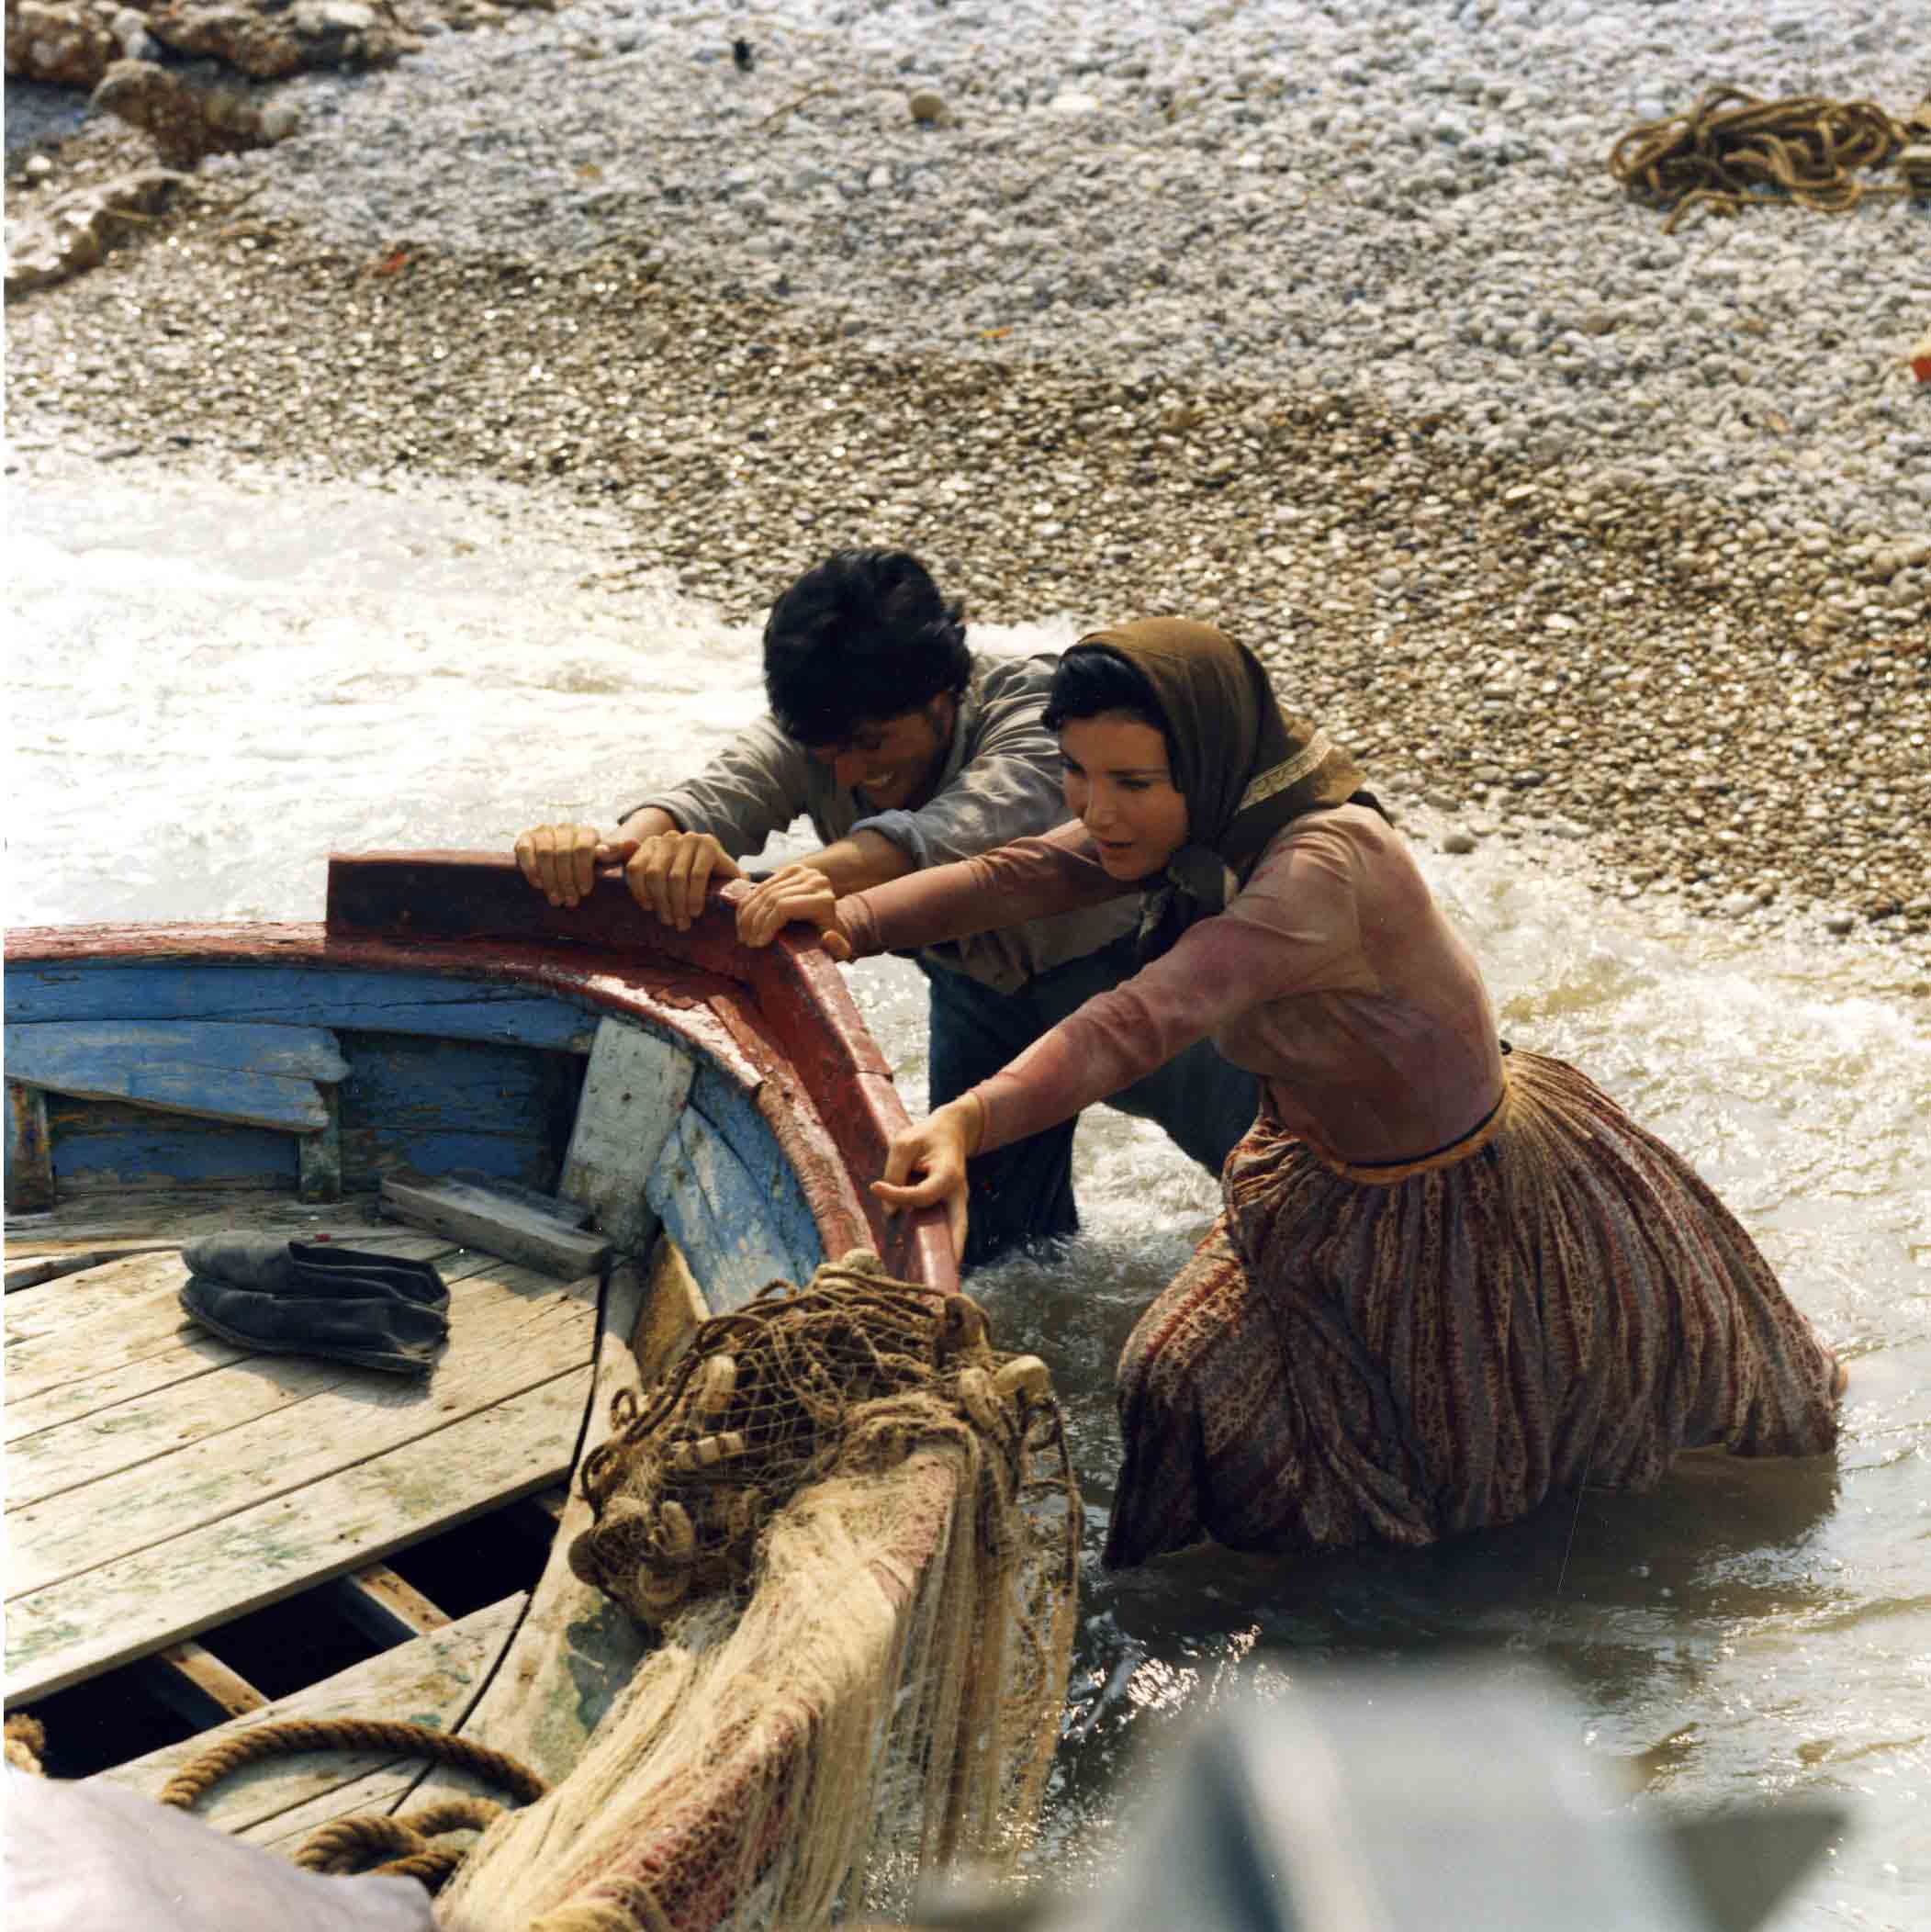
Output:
[6,456,1927,1929]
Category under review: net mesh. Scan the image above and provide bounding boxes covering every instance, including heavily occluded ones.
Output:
[435,1250,1080,1932]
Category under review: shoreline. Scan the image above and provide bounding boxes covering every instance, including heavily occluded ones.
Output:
[6,162,1929,968]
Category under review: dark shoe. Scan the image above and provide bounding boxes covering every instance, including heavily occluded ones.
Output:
[181,1235,449,1311]
[179,1275,448,1376]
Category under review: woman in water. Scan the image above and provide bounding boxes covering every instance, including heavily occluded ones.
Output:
[735,619,1842,1565]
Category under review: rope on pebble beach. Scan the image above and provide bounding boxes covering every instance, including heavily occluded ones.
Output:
[1609,87,1930,233]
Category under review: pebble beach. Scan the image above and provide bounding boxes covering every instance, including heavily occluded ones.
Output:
[6,0,1929,954]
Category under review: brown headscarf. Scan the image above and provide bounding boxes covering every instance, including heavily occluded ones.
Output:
[1071,619,1377,957]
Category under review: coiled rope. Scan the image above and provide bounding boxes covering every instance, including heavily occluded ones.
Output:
[9,1707,532,1893]
[160,1716,549,1894]
[293,1800,505,1891]
[1609,87,1928,232]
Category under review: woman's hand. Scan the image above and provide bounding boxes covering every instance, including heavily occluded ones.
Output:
[735,864,853,960]
[871,1095,985,1261]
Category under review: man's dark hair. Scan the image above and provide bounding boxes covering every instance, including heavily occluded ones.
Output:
[1042,645,1178,766]
[763,550,970,746]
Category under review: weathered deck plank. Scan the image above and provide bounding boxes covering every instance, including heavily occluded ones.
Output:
[251,1768,453,1852]
[406,1256,657,1804]
[6,1247,203,1355]
[6,1252,540,1514]
[7,1331,251,1444]
[10,1266,599,1598]
[6,1360,592,1702]
[4,1186,411,1252]
[102,1596,526,1837]
[4,1241,476,1447]
[7,1242,192,1292]
[6,1241,476,1435]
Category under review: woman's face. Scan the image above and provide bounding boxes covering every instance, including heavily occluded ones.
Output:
[1059,712,1190,880]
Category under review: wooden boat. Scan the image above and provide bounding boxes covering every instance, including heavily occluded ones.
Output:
[5,854,1062,1926]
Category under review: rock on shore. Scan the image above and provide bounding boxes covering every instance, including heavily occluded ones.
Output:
[3,158,184,291]
[6,0,419,91]
[5,0,447,181]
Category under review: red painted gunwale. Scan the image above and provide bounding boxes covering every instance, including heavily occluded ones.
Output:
[8,852,954,1292]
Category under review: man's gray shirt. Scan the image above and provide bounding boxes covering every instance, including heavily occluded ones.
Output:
[624,652,1138,994]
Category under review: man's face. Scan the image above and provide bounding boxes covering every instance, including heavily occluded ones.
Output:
[806,695,957,812]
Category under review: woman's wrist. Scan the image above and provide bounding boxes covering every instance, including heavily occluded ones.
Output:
[832,896,875,957]
[949,1090,988,1158]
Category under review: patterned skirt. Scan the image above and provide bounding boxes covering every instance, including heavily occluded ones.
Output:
[1105,1050,1840,1567]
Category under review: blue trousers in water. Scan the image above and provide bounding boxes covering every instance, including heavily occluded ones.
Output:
[921,932,1261,1274]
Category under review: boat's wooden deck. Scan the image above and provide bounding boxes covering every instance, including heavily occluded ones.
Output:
[5,1188,713,1843]
[6,1190,600,1669]
[6,1203,599,1709]
[110,1599,533,1845]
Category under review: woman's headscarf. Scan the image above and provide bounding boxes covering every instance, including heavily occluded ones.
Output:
[1071,618,1379,958]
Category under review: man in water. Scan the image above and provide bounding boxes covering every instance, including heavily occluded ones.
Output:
[513,547,1257,1271]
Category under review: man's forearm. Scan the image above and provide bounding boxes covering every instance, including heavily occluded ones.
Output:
[796,830,916,896]
[617,805,680,842]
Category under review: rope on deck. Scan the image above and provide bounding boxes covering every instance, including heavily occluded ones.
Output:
[160,1713,548,1811]
[6,1713,48,1774]
[7,1708,534,1893]
[295,1796,509,1891]
[160,1715,549,1895]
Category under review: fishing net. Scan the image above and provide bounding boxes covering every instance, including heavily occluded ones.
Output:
[1609,87,1930,232]
[435,1250,1080,1932]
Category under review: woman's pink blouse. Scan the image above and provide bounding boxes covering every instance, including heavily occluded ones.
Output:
[838,804,1507,1166]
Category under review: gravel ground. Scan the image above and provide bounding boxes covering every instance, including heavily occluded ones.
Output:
[123,0,1931,537]
[6,0,1929,953]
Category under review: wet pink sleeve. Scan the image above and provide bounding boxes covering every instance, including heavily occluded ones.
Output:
[971,827,1366,1151]
[837,822,1130,958]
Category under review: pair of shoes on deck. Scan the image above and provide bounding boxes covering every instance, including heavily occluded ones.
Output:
[177,1235,450,1377]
